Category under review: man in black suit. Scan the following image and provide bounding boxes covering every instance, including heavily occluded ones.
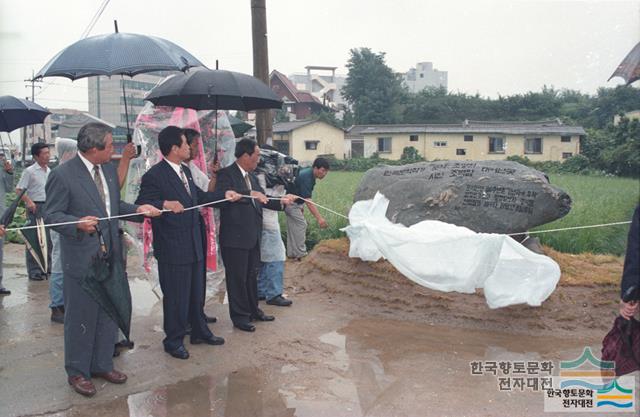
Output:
[215,139,294,332]
[135,126,241,359]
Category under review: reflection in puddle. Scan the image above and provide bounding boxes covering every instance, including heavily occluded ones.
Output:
[40,319,595,417]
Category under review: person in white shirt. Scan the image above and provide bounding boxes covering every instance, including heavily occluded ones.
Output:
[16,143,51,280]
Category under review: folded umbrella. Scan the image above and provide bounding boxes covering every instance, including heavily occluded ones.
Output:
[0,189,26,227]
[79,225,132,340]
[601,286,640,376]
[20,217,48,273]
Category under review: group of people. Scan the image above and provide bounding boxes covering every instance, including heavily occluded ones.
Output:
[0,122,331,397]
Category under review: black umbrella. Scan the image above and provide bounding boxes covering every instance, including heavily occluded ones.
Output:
[609,41,640,85]
[34,21,205,138]
[80,225,132,340]
[0,189,26,227]
[145,66,282,159]
[0,96,50,133]
[144,67,282,111]
[228,114,254,138]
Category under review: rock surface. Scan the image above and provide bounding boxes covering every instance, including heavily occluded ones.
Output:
[354,160,571,234]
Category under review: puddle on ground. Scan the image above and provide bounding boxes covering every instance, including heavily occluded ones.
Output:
[39,318,599,417]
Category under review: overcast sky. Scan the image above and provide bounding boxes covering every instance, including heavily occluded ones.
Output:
[1,0,638,114]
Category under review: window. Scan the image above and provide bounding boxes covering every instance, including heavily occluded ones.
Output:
[378,137,392,153]
[561,135,571,142]
[274,140,289,155]
[525,137,542,154]
[562,152,573,159]
[456,149,466,156]
[433,141,447,147]
[489,137,505,153]
[409,134,419,142]
[464,135,473,142]
[305,141,319,150]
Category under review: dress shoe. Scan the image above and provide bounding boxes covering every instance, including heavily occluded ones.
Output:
[165,345,190,359]
[258,296,266,301]
[234,322,256,332]
[115,339,134,349]
[29,274,45,281]
[0,287,10,295]
[92,369,127,384]
[252,311,275,322]
[205,314,217,323]
[50,306,64,324]
[191,335,225,345]
[266,295,293,307]
[68,375,96,397]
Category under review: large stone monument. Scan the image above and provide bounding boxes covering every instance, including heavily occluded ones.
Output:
[354,160,571,234]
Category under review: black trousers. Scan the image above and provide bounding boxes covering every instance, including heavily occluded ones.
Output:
[158,260,212,351]
[221,244,261,325]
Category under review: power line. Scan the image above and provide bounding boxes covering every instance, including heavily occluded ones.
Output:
[80,0,111,39]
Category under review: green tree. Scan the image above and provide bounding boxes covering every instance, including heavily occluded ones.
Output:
[341,48,406,124]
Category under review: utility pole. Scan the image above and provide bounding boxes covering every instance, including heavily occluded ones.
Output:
[251,0,272,146]
[24,70,43,157]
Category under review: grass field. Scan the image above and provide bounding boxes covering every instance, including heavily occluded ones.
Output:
[286,171,639,256]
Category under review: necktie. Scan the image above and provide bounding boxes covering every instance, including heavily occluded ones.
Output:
[93,165,106,205]
[244,173,255,206]
[180,166,191,196]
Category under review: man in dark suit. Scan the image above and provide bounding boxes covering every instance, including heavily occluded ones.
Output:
[45,123,161,397]
[215,139,294,332]
[135,126,241,359]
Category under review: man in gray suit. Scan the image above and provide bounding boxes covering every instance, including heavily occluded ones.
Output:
[45,123,160,397]
[0,153,14,295]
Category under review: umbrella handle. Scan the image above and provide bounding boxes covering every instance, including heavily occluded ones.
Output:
[95,224,108,257]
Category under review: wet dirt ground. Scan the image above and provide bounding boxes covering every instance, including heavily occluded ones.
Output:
[0,242,636,417]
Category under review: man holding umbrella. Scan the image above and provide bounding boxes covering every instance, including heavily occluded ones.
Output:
[16,143,52,280]
[45,122,161,397]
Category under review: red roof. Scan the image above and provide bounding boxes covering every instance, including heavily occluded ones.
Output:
[270,70,322,105]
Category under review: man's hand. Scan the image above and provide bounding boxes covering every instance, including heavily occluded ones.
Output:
[250,190,268,205]
[225,190,242,202]
[121,143,137,161]
[137,204,162,217]
[77,216,99,234]
[26,200,37,213]
[317,216,328,229]
[280,194,297,206]
[620,300,639,319]
[162,200,184,214]
[210,160,220,175]
[3,159,12,173]
[0,225,6,238]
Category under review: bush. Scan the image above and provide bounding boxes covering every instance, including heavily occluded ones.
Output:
[559,154,591,174]
[400,146,424,163]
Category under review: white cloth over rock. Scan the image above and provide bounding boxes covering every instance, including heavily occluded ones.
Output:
[342,193,560,309]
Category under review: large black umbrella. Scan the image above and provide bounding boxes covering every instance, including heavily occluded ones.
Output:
[145,67,281,159]
[34,21,205,138]
[0,96,50,133]
[609,41,640,85]
[144,67,282,111]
